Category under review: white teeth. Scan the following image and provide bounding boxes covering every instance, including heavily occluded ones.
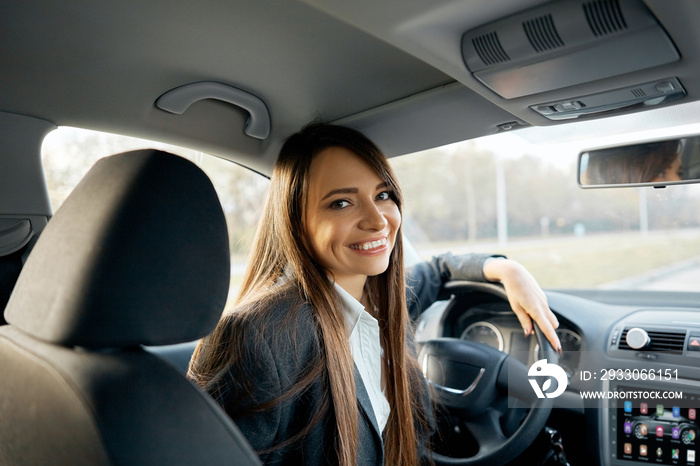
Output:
[352,238,387,251]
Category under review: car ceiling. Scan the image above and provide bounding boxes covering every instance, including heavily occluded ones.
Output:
[2,0,700,175]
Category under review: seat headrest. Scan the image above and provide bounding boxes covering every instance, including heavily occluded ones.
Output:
[4,150,230,348]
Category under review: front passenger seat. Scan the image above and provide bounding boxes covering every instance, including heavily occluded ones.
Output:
[0,150,261,466]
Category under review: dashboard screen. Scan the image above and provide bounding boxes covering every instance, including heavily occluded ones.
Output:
[616,385,699,464]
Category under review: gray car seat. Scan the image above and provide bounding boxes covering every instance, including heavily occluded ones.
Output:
[0,150,260,465]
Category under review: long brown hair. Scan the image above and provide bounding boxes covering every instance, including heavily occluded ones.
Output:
[190,123,429,465]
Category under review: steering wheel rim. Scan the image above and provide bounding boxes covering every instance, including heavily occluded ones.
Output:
[420,280,559,466]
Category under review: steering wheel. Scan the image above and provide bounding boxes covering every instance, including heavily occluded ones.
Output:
[417,281,559,465]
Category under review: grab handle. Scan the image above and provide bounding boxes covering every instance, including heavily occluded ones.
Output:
[156,81,270,140]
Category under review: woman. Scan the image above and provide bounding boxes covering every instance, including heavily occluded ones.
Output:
[188,123,560,465]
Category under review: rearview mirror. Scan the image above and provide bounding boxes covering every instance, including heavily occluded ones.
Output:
[578,136,700,188]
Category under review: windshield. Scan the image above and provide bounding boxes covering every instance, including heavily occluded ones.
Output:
[42,102,700,295]
[391,101,700,292]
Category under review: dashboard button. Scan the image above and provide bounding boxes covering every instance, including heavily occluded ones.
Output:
[689,334,700,352]
[656,81,676,93]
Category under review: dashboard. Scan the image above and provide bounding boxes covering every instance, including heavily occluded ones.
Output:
[414,281,700,466]
[455,302,582,379]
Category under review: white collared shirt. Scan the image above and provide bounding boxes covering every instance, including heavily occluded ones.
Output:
[334,283,391,433]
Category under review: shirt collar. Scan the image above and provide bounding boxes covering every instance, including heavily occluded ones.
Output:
[333,282,372,335]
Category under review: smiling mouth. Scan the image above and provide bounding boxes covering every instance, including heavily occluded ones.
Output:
[349,238,388,251]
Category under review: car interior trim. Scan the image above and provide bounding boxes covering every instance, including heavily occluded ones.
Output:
[0,219,32,256]
[156,81,271,140]
[532,77,686,121]
[427,367,486,397]
[461,0,680,99]
[0,112,54,217]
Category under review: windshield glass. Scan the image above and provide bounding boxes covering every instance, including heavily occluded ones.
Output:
[43,102,700,295]
[391,101,700,292]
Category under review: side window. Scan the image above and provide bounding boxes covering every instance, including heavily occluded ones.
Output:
[41,127,269,302]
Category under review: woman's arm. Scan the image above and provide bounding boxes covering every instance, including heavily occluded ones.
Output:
[405,253,561,351]
[405,252,497,319]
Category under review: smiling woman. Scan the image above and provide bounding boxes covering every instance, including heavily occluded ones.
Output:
[186,122,562,466]
[304,146,402,300]
[188,123,429,466]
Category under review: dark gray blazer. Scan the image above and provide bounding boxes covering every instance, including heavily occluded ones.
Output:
[208,253,494,465]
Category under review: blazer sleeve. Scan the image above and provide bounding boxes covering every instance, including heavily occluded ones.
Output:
[405,252,505,320]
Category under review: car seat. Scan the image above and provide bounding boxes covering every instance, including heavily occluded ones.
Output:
[0,150,261,465]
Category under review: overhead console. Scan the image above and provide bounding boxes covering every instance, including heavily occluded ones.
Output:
[461,0,685,119]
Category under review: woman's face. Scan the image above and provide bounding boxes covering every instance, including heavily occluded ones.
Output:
[304,146,401,297]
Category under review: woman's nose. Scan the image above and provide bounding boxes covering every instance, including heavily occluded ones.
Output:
[359,202,388,231]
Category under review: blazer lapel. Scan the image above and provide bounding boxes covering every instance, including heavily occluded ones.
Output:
[354,365,384,462]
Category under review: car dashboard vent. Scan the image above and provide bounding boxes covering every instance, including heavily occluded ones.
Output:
[618,328,685,355]
[524,14,564,53]
[583,0,628,37]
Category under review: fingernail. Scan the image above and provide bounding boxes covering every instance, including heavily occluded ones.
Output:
[523,328,530,337]
[557,346,563,354]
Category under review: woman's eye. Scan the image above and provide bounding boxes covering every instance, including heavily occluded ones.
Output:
[376,191,392,201]
[330,199,351,209]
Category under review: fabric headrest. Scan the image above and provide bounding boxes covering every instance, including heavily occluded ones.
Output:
[4,150,230,348]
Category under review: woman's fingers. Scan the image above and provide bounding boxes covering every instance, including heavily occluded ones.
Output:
[509,296,561,352]
[483,258,561,351]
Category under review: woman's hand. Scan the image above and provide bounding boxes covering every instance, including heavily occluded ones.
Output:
[482,258,561,352]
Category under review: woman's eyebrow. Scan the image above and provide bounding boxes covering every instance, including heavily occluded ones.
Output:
[320,182,389,201]
[321,187,358,201]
